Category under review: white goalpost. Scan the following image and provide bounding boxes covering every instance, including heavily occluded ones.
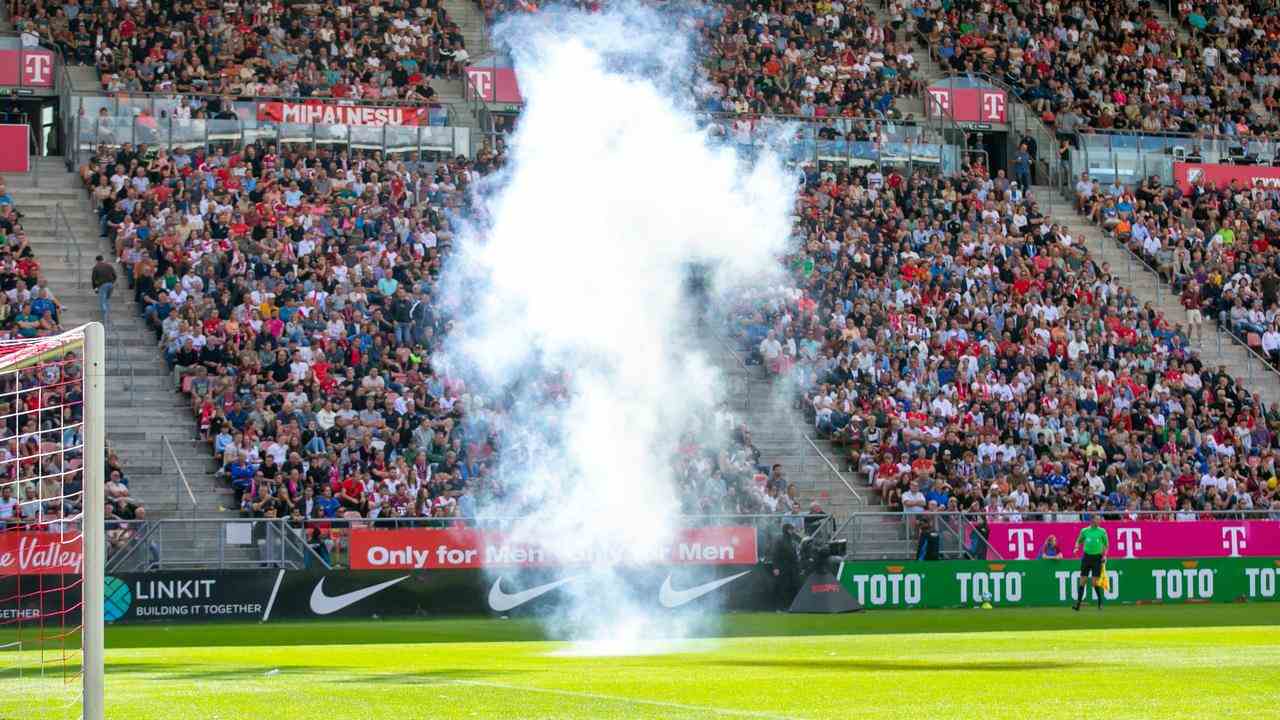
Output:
[0,322,104,720]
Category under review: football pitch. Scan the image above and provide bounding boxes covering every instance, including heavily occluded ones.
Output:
[5,604,1279,719]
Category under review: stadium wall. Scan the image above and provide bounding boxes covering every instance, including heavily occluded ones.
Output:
[836,558,1280,609]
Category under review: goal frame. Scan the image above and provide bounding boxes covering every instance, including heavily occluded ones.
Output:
[82,321,105,720]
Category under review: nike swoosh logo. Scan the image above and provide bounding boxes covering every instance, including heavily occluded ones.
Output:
[310,576,410,615]
[488,576,578,612]
[659,570,752,608]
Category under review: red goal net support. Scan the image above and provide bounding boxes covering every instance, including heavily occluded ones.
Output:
[0,324,105,720]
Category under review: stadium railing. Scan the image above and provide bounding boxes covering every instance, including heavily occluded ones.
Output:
[699,113,960,174]
[68,114,474,169]
[101,514,819,572]
[835,509,1280,561]
[100,508,1280,571]
[1068,129,1280,187]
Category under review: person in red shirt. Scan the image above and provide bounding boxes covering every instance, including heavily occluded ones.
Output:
[337,474,368,516]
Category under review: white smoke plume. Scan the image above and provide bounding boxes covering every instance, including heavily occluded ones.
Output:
[440,3,796,649]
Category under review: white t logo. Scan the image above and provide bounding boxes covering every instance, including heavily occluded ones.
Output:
[1008,528,1034,560]
[928,88,951,116]
[982,91,1006,121]
[23,53,51,85]
[1116,527,1143,558]
[1221,526,1247,557]
[466,69,492,102]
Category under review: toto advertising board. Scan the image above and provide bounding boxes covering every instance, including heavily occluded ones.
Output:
[348,526,759,570]
[986,520,1280,561]
[837,557,1280,609]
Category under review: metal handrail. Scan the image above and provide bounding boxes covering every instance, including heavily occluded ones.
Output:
[53,202,79,287]
[104,518,161,573]
[718,333,864,507]
[112,321,135,406]
[164,435,199,513]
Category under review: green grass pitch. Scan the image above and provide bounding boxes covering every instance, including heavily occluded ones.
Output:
[4,604,1279,719]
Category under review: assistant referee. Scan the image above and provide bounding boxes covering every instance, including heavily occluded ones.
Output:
[1073,515,1109,611]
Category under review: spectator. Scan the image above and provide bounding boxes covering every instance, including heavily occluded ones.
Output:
[90,255,116,322]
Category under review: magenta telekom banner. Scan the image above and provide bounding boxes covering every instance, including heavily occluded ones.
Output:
[925,86,1007,124]
[987,520,1280,561]
[1173,162,1280,192]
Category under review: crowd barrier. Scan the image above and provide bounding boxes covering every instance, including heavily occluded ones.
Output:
[836,557,1280,609]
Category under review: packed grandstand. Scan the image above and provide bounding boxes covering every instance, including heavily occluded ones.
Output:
[3,0,1280,559]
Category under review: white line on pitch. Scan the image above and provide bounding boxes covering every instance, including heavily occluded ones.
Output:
[440,678,801,719]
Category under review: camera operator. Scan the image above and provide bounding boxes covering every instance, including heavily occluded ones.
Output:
[770,523,802,611]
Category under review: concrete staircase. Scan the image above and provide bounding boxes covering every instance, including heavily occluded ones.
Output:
[437,0,491,139]
[1,158,232,520]
[712,340,912,557]
[1033,184,1280,407]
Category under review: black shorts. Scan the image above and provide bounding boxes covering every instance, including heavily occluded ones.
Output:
[1079,553,1104,577]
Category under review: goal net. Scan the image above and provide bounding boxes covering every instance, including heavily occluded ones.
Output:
[0,324,105,720]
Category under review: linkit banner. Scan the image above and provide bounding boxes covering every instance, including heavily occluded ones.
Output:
[0,571,279,625]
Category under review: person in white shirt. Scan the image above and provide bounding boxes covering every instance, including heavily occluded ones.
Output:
[902,480,927,513]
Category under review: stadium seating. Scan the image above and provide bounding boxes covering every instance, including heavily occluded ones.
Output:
[914,0,1273,134]
[13,0,1277,529]
[696,0,921,118]
[76,140,799,523]
[0,178,138,533]
[11,0,470,97]
[729,164,1280,517]
[1077,171,1280,370]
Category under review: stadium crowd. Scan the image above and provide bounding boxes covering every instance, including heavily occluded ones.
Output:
[907,0,1277,136]
[10,0,470,98]
[697,0,920,119]
[10,0,1280,534]
[0,178,141,541]
[731,163,1280,521]
[76,138,807,531]
[1075,170,1280,369]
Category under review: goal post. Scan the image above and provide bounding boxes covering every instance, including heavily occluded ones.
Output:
[82,321,105,720]
[0,322,105,720]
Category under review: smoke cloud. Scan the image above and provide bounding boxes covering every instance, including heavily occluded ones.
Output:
[440,3,796,649]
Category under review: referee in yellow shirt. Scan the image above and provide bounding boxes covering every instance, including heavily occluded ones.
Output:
[1073,515,1109,611]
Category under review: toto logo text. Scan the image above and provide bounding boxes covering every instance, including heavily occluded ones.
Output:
[1152,568,1215,600]
[1244,568,1278,599]
[1054,570,1120,601]
[955,571,1023,604]
[843,573,923,607]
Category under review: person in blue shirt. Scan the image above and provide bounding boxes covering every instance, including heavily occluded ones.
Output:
[316,485,340,518]
[226,400,251,431]
[30,289,57,324]
[1039,535,1062,559]
[227,457,257,504]
[213,429,235,456]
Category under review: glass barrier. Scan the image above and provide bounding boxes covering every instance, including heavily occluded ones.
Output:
[71,115,473,167]
[1071,131,1280,188]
